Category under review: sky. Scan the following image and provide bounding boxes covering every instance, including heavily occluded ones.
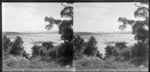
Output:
[2,2,138,32]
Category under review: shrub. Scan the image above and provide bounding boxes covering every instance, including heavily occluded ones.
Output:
[73,35,85,59]
[84,36,98,56]
[42,41,54,50]
[60,42,73,60]
[2,35,12,56]
[52,42,73,66]
[45,45,59,59]
[44,42,73,61]
[10,36,24,56]
[104,45,122,61]
[115,42,127,50]
[105,45,115,57]
[31,45,47,57]
[31,45,40,56]
[131,42,148,65]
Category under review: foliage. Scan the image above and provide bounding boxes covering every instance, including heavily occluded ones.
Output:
[131,42,148,62]
[115,42,127,50]
[118,2,149,65]
[73,35,85,59]
[10,36,24,56]
[44,3,73,42]
[42,41,54,50]
[104,43,131,61]
[31,45,47,57]
[104,45,120,58]
[118,2,149,44]
[44,3,74,66]
[2,35,13,56]
[46,48,58,59]
[59,42,73,60]
[43,41,73,66]
[54,42,73,66]
[84,36,98,56]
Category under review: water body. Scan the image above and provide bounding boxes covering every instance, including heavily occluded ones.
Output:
[7,33,136,57]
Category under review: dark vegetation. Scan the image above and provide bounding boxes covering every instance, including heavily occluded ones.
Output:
[29,35,102,64]
[84,36,99,56]
[2,34,103,68]
[44,2,74,66]
[2,36,29,59]
[118,1,149,66]
[103,1,149,67]
[10,36,24,56]
[2,31,59,36]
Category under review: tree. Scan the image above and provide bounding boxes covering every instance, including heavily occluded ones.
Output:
[2,35,12,56]
[118,2,149,44]
[44,2,74,66]
[118,1,149,64]
[73,35,85,59]
[42,41,54,50]
[10,36,24,56]
[84,36,98,56]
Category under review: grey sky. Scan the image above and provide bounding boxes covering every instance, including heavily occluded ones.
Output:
[2,2,138,32]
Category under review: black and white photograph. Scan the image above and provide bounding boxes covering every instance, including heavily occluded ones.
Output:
[2,1,149,72]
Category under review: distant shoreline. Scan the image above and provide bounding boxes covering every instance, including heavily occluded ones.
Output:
[2,31,132,36]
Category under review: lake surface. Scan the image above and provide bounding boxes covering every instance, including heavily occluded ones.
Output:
[7,33,136,57]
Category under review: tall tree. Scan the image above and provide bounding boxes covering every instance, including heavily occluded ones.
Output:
[118,1,149,44]
[118,1,149,64]
[44,2,74,66]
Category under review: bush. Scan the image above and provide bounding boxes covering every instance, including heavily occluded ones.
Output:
[45,47,58,59]
[43,42,73,63]
[59,42,73,60]
[131,42,148,65]
[42,41,54,50]
[52,42,73,66]
[10,36,24,56]
[115,42,127,50]
[31,45,47,57]
[84,36,98,56]
[2,35,13,56]
[73,35,85,59]
[104,45,123,61]
[105,45,115,57]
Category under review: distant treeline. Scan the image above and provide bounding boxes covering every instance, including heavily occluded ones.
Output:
[75,31,132,36]
[2,31,59,36]
[2,31,132,36]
